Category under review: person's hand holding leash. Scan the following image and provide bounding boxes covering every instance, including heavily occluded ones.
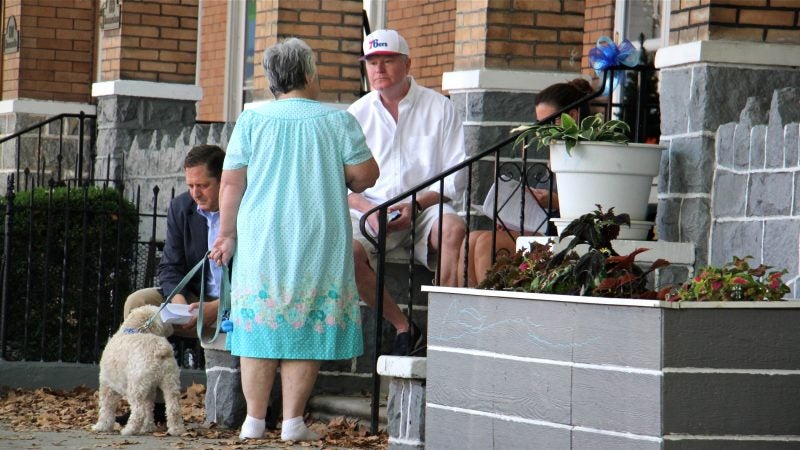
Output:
[210,235,235,266]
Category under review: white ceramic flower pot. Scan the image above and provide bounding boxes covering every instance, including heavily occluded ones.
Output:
[549,141,664,222]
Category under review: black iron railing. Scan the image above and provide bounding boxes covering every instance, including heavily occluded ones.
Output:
[0,112,98,191]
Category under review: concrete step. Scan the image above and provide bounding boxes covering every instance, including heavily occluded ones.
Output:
[307,394,387,430]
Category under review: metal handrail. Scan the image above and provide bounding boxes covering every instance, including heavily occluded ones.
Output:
[0,112,98,189]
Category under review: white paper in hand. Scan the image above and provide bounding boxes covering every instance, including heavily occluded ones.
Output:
[480,178,549,234]
[159,303,197,325]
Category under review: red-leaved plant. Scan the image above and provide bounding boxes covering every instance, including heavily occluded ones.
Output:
[478,206,670,299]
[666,256,790,302]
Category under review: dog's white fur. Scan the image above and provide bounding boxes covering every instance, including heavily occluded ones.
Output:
[92,304,185,436]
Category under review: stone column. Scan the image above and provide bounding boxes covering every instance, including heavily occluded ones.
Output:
[654,41,800,267]
[653,0,800,268]
[377,356,427,450]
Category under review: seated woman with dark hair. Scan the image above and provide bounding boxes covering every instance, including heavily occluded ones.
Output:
[458,78,593,287]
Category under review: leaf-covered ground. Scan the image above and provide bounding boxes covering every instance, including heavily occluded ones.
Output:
[0,384,387,449]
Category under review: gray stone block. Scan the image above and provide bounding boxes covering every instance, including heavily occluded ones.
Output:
[712,170,746,217]
[749,125,767,169]
[748,171,792,216]
[739,95,771,127]
[715,122,735,168]
[218,123,236,148]
[763,219,800,279]
[663,372,800,435]
[709,220,762,268]
[667,135,714,194]
[188,124,210,146]
[142,98,196,129]
[203,349,246,429]
[573,430,661,450]
[467,91,537,122]
[97,128,135,159]
[572,367,661,436]
[425,404,571,450]
[733,123,752,170]
[658,68,692,135]
[680,197,711,265]
[657,139,670,194]
[785,123,799,168]
[448,92,466,121]
[97,96,140,128]
[656,197,681,242]
[387,378,425,446]
[769,87,800,127]
[663,308,800,369]
[695,66,800,133]
[463,124,518,159]
[656,265,691,290]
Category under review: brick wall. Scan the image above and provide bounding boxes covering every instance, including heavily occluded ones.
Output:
[582,0,615,77]
[100,0,198,84]
[670,0,800,45]
[196,1,227,121]
[454,0,585,74]
[2,0,96,102]
[249,0,362,104]
[386,0,456,92]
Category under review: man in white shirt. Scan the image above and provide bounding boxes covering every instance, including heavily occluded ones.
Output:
[348,29,467,356]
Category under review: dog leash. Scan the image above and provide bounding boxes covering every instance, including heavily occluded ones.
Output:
[195,254,231,346]
[139,251,231,346]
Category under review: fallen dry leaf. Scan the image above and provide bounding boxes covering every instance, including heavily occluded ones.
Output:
[0,385,388,449]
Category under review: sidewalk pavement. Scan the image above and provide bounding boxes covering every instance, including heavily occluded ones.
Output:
[0,422,362,450]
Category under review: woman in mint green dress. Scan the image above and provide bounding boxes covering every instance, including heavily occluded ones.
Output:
[210,38,379,442]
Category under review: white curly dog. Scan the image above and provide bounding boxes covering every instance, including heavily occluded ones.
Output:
[92,304,185,436]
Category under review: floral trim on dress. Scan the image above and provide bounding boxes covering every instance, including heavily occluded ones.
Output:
[230,271,361,336]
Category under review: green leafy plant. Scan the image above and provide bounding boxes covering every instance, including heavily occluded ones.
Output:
[513,112,631,155]
[478,206,669,299]
[666,256,790,302]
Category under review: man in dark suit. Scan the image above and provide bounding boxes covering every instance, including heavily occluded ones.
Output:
[122,144,258,430]
[124,144,225,328]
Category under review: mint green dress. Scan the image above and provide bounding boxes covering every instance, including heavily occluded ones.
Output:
[224,99,372,360]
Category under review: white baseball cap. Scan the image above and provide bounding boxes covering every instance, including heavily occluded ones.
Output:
[361,29,409,60]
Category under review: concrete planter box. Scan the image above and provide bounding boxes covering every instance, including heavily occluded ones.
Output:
[423,286,800,450]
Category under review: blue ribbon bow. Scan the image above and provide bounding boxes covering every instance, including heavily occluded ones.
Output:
[588,36,640,95]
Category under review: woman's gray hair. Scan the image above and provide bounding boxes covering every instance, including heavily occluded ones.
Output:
[263,38,317,96]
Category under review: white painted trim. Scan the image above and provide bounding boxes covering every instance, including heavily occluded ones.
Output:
[655,40,800,69]
[429,346,664,376]
[442,69,587,93]
[377,355,426,379]
[664,367,800,376]
[91,80,203,101]
[226,0,245,121]
[0,99,95,115]
[664,434,800,442]
[426,403,663,442]
[388,437,425,447]
[423,285,800,307]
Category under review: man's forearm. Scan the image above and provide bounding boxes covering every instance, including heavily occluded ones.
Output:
[348,192,377,213]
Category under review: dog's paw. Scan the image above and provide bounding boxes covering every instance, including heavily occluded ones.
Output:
[167,424,185,436]
[120,424,139,436]
[91,422,114,433]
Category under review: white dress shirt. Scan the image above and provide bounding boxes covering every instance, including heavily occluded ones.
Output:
[347,77,467,207]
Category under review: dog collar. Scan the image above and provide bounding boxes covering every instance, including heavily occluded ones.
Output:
[122,327,145,334]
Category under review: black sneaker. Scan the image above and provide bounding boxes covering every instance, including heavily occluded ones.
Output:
[391,322,424,356]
